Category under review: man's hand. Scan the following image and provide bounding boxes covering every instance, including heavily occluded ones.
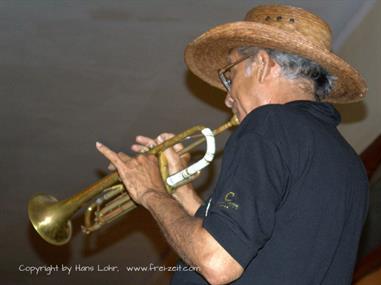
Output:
[96,141,243,284]
[107,133,189,174]
[130,133,203,215]
[132,133,190,174]
[103,132,202,215]
[96,142,168,208]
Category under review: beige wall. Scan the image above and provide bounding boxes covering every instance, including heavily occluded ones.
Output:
[336,0,381,153]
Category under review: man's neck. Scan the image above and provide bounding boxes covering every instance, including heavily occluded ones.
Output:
[271,79,315,104]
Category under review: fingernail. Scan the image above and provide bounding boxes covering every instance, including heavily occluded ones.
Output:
[96,141,103,148]
[158,136,163,143]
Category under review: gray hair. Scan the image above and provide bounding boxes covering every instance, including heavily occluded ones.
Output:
[236,46,336,102]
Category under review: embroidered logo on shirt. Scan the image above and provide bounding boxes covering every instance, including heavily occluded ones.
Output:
[217,192,239,210]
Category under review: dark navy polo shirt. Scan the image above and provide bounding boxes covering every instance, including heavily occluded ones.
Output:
[171,101,368,284]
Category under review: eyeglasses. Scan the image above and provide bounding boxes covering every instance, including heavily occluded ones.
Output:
[218,55,252,92]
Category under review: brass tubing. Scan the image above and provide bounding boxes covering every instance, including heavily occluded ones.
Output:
[28,115,239,245]
[179,116,239,155]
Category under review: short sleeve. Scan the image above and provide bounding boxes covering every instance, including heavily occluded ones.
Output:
[203,132,288,268]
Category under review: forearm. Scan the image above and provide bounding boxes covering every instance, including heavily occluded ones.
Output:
[172,184,203,216]
[143,190,205,267]
[97,142,242,283]
[142,189,243,284]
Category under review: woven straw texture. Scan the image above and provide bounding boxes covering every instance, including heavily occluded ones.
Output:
[185,5,367,103]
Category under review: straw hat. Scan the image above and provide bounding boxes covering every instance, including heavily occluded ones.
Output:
[185,5,367,103]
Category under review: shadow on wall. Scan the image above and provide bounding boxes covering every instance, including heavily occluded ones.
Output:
[185,71,228,114]
[334,101,368,124]
[27,202,170,262]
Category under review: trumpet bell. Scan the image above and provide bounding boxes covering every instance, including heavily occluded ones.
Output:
[28,194,72,246]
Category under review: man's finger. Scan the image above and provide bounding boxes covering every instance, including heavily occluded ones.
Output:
[118,152,131,162]
[156,133,174,143]
[96,142,126,171]
[181,152,191,164]
[173,143,184,152]
[136,136,156,147]
[131,144,150,153]
[163,147,184,172]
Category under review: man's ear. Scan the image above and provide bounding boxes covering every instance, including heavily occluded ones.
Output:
[255,50,276,83]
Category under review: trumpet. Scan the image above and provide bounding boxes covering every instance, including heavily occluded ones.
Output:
[28,116,239,246]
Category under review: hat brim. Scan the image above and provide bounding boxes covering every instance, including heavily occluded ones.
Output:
[185,22,367,103]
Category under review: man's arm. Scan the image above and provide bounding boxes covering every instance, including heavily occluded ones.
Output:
[142,189,244,285]
[97,142,243,284]
[172,184,203,216]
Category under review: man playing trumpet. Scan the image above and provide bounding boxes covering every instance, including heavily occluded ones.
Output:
[97,5,368,284]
